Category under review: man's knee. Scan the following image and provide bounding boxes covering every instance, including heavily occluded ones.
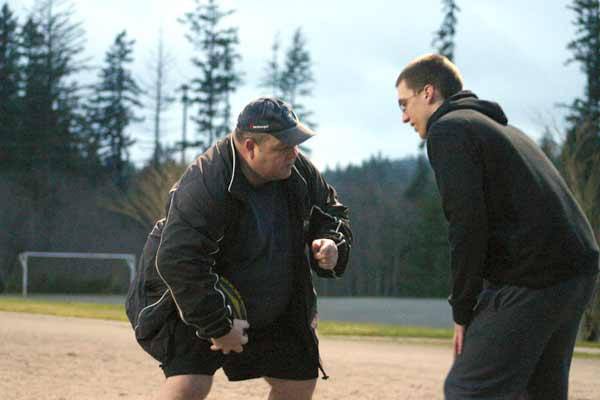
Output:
[265,377,317,400]
[157,374,213,400]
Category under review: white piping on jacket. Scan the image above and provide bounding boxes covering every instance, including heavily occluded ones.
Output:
[155,184,230,334]
[228,138,236,192]
[293,165,307,185]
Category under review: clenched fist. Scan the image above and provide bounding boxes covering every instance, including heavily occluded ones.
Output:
[311,238,338,270]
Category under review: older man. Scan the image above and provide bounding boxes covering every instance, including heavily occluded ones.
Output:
[126,97,352,400]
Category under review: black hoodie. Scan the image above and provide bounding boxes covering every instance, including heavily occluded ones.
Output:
[426,91,599,325]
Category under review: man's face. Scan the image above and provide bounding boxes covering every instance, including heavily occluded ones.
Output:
[248,135,299,182]
[396,80,430,139]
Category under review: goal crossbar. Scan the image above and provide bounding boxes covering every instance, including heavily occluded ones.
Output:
[18,251,136,297]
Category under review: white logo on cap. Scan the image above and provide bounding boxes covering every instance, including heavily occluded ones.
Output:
[251,124,269,129]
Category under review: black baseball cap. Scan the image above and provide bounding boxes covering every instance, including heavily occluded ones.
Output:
[236,97,316,146]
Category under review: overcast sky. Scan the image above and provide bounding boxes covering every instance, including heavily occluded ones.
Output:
[11,0,584,170]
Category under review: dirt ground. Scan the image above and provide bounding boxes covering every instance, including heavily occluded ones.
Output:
[1,312,598,400]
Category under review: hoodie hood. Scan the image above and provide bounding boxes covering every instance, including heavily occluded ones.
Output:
[426,90,508,132]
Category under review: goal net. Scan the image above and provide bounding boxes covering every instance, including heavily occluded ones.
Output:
[17,252,136,297]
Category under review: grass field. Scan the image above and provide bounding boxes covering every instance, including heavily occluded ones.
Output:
[1,296,599,352]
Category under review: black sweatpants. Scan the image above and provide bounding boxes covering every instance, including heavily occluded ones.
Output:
[444,272,598,400]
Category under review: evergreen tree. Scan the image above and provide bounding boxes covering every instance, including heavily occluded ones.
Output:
[402,155,449,296]
[404,155,432,200]
[0,3,23,284]
[88,30,143,190]
[20,16,46,172]
[17,0,88,255]
[0,3,21,170]
[563,0,600,341]
[259,33,281,97]
[279,28,316,128]
[180,0,242,151]
[19,0,86,172]
[538,128,562,169]
[432,0,460,61]
[220,36,239,138]
[565,0,600,146]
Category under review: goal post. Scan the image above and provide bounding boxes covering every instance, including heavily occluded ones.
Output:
[18,252,136,297]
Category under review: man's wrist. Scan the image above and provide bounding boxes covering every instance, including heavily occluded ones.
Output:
[199,316,233,340]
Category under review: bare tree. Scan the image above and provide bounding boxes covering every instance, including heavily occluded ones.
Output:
[143,29,175,166]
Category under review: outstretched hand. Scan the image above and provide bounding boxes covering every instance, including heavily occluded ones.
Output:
[311,239,338,270]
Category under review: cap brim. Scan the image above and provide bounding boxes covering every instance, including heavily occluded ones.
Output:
[272,122,316,146]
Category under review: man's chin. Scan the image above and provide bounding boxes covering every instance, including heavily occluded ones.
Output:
[278,166,294,180]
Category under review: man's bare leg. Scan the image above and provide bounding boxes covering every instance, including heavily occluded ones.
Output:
[156,374,213,400]
[265,377,317,400]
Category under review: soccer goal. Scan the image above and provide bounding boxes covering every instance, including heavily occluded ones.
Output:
[17,252,136,297]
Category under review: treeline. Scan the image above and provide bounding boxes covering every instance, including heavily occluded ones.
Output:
[315,156,450,298]
[0,1,148,294]
[0,0,315,291]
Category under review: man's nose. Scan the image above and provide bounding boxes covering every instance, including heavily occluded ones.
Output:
[402,112,410,123]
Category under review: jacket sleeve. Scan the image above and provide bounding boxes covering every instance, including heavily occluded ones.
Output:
[301,156,353,278]
[426,119,487,325]
[155,163,233,339]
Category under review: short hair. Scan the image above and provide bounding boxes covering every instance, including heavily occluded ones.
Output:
[395,54,463,100]
[233,128,270,145]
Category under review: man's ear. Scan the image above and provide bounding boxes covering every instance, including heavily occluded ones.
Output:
[424,84,443,104]
[244,138,256,159]
[424,84,435,104]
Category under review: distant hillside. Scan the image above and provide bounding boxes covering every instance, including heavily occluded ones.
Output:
[318,155,450,298]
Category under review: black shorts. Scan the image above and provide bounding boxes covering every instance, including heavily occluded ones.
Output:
[160,312,319,381]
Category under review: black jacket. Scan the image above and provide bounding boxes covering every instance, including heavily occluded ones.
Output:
[126,135,352,367]
[426,91,599,325]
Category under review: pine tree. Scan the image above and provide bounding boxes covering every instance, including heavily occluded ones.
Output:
[565,0,600,146]
[19,0,86,172]
[563,0,600,341]
[88,30,143,190]
[19,17,45,172]
[432,0,460,62]
[180,0,242,151]
[402,155,449,296]
[17,0,88,254]
[279,28,316,129]
[0,3,23,285]
[539,128,562,168]
[0,3,21,170]
[259,33,281,97]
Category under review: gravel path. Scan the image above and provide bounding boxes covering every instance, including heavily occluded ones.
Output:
[1,312,598,400]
